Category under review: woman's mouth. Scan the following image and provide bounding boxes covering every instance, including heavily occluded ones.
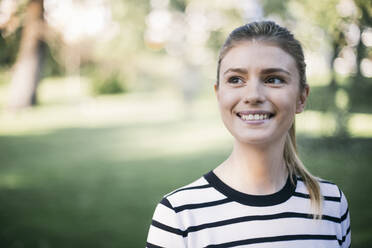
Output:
[236,111,275,122]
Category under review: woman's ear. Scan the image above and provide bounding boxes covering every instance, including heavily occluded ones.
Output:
[296,84,310,114]
[214,83,219,95]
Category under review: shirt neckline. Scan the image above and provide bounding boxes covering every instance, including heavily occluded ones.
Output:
[203,170,297,206]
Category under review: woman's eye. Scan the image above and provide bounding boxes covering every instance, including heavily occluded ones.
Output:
[228,76,243,84]
[265,77,284,85]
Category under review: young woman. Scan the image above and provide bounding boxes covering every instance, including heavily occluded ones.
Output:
[146,21,351,248]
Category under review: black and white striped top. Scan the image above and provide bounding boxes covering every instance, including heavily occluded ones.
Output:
[147,171,351,247]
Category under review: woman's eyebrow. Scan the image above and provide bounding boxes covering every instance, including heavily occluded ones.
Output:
[223,68,248,75]
[261,68,291,75]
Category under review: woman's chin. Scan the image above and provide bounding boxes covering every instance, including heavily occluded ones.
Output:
[232,132,282,146]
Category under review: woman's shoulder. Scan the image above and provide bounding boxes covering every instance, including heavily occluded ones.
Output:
[296,176,346,202]
[164,175,210,198]
[159,172,223,210]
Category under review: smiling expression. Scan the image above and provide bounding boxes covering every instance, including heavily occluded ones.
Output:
[215,41,308,145]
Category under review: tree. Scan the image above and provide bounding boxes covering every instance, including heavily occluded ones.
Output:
[7,0,45,110]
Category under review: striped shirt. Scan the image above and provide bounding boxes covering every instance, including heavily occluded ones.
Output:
[146,171,351,247]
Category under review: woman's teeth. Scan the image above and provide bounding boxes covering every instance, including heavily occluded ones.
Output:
[240,114,269,121]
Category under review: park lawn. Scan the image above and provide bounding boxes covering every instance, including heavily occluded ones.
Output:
[0,89,371,247]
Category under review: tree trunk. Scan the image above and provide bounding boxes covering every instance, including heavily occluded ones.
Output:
[8,0,44,110]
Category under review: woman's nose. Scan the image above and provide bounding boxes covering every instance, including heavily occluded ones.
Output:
[243,79,265,104]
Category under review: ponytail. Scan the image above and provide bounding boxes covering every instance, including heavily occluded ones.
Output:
[284,122,323,219]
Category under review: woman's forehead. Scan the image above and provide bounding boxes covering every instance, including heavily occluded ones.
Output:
[220,42,298,75]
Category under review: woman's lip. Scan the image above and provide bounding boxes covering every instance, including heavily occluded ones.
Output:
[240,119,269,124]
[236,110,273,115]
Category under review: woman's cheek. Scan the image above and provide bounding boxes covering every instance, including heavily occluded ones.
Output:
[218,90,239,110]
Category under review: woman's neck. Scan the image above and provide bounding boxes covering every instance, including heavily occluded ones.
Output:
[214,138,288,195]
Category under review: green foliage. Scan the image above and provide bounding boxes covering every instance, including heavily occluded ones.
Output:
[40,42,64,78]
[261,0,290,19]
[207,30,226,55]
[299,0,341,34]
[91,72,126,95]
[348,76,372,113]
[0,28,22,67]
[169,0,187,12]
[355,0,372,25]
[307,85,335,112]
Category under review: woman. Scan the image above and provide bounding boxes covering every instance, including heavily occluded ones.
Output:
[146,21,351,247]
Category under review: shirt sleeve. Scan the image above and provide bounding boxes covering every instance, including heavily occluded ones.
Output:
[339,189,351,248]
[146,197,186,248]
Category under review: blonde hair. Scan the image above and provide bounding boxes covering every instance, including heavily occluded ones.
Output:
[285,123,322,219]
[217,21,323,218]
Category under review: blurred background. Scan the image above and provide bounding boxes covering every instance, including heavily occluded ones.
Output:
[0,0,371,247]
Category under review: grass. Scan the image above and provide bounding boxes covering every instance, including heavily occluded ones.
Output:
[0,79,371,247]
[0,123,229,248]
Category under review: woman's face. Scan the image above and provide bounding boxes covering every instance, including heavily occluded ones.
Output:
[215,41,308,145]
